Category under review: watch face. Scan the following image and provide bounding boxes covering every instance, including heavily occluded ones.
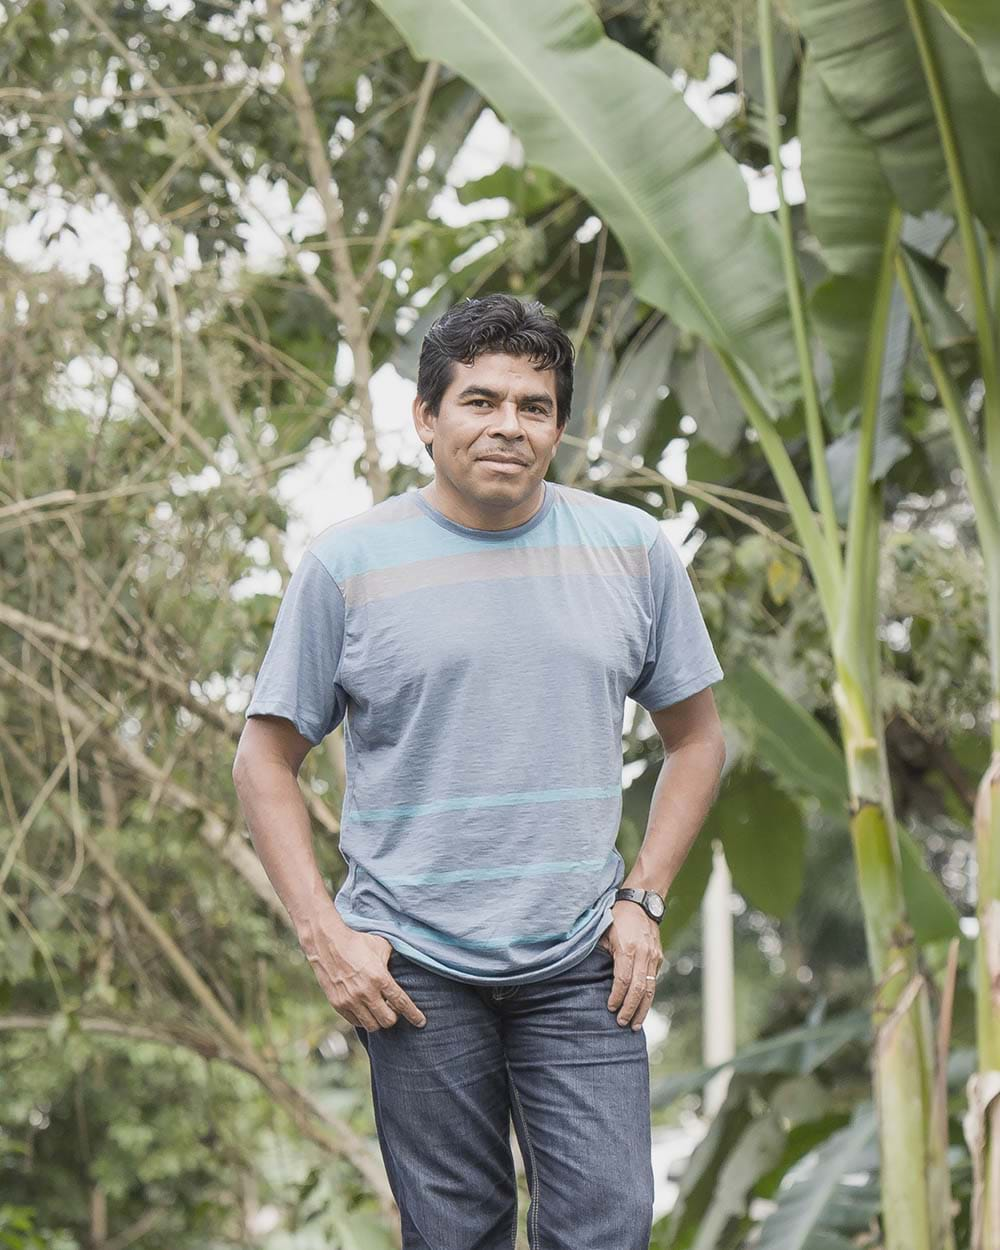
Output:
[647,893,665,920]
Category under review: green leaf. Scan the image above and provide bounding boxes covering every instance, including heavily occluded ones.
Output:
[898,240,976,350]
[456,163,565,216]
[799,55,891,430]
[691,1110,788,1250]
[799,51,893,278]
[330,1208,399,1250]
[372,0,802,404]
[602,319,678,479]
[673,339,747,454]
[722,661,960,942]
[812,263,927,453]
[551,333,615,483]
[766,553,803,605]
[815,219,952,515]
[651,1010,872,1107]
[724,660,848,814]
[823,419,910,523]
[660,829,716,948]
[794,0,1000,237]
[927,0,1000,96]
[707,769,806,918]
[660,1071,782,1249]
[754,1103,879,1250]
[800,39,956,449]
[897,824,961,942]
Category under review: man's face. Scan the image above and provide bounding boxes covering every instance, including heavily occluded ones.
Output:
[413,351,565,509]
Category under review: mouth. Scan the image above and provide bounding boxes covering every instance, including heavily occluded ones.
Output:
[478,456,527,467]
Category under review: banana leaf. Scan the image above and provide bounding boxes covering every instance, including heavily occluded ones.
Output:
[373,0,803,406]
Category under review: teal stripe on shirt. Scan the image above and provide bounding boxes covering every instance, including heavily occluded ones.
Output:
[351,784,622,822]
[379,855,615,887]
[337,901,600,951]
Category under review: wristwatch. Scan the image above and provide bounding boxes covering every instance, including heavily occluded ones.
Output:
[614,887,666,923]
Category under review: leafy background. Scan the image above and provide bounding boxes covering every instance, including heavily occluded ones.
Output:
[1,1,993,1246]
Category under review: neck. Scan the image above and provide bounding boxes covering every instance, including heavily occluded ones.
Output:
[424,477,546,531]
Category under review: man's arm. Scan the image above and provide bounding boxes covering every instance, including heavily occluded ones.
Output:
[602,686,726,1031]
[621,685,727,899]
[232,715,343,938]
[232,715,426,1031]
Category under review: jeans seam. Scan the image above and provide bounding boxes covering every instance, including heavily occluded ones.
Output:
[506,1060,539,1250]
[509,1162,518,1250]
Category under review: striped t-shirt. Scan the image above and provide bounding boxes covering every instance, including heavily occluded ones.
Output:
[244,479,723,984]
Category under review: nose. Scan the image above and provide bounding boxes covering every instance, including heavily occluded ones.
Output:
[488,402,524,437]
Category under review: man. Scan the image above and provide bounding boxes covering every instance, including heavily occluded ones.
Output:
[233,294,726,1249]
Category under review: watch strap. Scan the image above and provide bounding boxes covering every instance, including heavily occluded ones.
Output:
[614,887,666,921]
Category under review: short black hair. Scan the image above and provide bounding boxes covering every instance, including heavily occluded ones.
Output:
[416,294,575,460]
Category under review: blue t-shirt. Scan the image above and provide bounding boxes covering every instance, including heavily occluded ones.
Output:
[244,479,723,985]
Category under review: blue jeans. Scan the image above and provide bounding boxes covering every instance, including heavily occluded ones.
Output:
[353,943,654,1249]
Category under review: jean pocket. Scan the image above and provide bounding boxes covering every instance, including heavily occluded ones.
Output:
[387,947,409,973]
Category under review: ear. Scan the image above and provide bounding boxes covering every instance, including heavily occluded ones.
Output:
[412,394,434,449]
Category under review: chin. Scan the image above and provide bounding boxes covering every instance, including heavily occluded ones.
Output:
[480,475,531,497]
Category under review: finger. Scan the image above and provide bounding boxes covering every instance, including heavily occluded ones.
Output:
[383,978,427,1028]
[607,951,635,1012]
[630,983,657,1031]
[616,970,649,1026]
[366,996,401,1030]
[352,1000,383,1031]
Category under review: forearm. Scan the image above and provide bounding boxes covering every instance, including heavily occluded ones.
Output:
[233,757,350,947]
[622,737,726,898]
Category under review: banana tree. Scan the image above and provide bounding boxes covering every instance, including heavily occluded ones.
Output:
[793,0,1000,1242]
[369,1,977,1245]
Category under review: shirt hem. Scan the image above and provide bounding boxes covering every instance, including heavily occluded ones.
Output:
[245,701,324,746]
[336,904,619,986]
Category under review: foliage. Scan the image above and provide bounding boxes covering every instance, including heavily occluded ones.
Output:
[2,0,997,1245]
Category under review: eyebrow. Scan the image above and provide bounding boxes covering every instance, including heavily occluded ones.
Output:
[456,386,555,411]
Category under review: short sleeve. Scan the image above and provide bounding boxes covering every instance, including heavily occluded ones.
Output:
[627,527,724,712]
[244,550,348,746]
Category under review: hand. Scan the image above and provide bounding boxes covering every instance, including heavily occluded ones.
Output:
[597,900,664,1031]
[300,925,427,1032]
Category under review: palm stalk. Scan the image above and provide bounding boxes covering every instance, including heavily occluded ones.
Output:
[897,250,1000,1250]
[737,11,947,1243]
[721,214,941,1250]
[900,3,1000,1242]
